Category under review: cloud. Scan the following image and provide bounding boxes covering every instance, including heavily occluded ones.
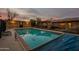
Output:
[0,8,79,19]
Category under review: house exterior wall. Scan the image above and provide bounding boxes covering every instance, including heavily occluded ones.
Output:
[6,20,31,29]
[71,22,79,29]
[52,21,79,30]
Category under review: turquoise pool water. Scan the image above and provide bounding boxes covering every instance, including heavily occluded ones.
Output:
[34,34,79,51]
[16,28,62,49]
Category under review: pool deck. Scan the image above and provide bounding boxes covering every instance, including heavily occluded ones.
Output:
[0,29,23,51]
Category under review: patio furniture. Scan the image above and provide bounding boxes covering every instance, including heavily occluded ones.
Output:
[2,31,12,36]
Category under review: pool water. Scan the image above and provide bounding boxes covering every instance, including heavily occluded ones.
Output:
[33,34,79,51]
[16,28,63,50]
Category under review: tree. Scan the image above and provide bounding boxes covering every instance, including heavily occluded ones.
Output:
[36,17,41,27]
[47,18,53,29]
[7,9,17,21]
[30,19,36,26]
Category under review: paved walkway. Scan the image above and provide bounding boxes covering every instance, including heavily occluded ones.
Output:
[0,29,23,51]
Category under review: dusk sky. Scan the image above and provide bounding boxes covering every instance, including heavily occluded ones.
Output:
[0,8,79,18]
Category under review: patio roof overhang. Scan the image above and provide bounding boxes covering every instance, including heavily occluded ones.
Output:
[52,18,79,23]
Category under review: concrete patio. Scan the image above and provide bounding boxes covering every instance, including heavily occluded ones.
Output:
[0,29,23,51]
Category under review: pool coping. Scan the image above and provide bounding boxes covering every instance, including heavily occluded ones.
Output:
[15,32,31,51]
[15,27,64,34]
[28,27,79,36]
[14,27,79,36]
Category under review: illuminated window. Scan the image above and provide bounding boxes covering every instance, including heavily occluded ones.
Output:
[60,23,65,26]
[68,23,72,29]
[11,20,16,24]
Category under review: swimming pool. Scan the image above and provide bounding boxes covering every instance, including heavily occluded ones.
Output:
[15,28,63,50]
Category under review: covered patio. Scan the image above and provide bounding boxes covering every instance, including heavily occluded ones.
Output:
[52,18,79,34]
